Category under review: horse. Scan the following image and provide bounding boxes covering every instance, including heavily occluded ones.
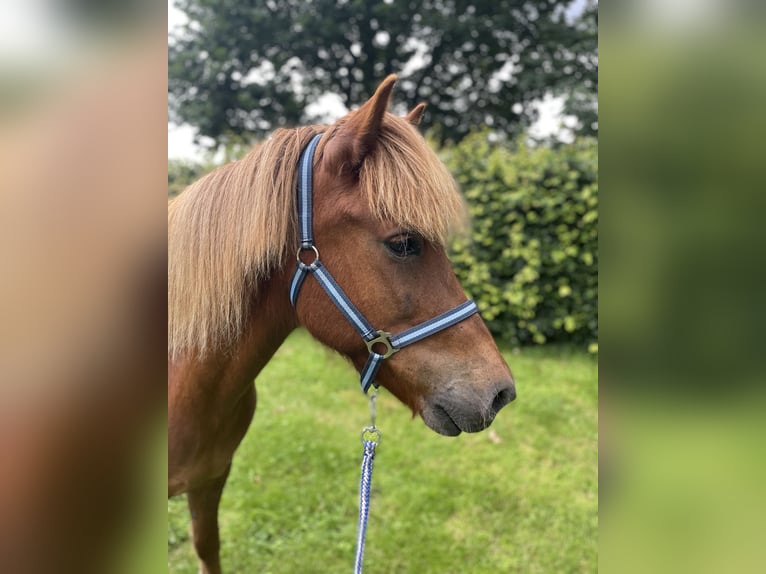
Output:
[168,75,516,574]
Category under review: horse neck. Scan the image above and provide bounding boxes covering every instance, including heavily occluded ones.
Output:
[235,265,298,383]
[169,265,298,399]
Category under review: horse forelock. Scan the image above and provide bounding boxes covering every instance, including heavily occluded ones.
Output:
[359,114,466,245]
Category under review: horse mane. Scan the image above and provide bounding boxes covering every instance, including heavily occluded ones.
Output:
[168,115,464,359]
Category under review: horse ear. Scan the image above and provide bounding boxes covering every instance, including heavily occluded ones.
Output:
[330,74,397,171]
[405,103,427,126]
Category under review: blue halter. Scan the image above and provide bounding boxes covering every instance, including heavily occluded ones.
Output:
[289,133,479,393]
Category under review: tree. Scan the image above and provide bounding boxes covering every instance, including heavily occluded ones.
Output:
[169,0,597,146]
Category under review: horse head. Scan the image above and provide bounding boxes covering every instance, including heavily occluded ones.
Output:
[293,75,515,436]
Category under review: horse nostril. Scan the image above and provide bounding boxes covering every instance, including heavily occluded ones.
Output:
[491,385,516,413]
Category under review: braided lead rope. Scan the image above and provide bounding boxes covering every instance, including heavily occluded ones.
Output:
[354,439,377,574]
[354,390,380,574]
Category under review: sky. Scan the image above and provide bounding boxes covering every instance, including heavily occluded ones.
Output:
[167,0,580,159]
[168,0,186,30]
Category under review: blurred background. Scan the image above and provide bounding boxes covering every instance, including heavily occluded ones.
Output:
[0,1,167,573]
[600,2,766,573]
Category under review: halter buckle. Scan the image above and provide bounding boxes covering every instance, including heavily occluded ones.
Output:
[365,330,399,359]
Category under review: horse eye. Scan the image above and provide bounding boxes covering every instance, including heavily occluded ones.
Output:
[385,234,422,258]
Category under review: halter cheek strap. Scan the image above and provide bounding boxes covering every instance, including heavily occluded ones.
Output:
[290,133,479,393]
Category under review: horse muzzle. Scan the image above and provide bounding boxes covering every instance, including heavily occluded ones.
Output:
[420,380,516,436]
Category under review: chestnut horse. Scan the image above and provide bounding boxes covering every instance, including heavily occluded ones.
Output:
[168,75,515,574]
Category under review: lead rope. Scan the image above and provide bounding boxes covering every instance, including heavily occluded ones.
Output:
[354,389,381,574]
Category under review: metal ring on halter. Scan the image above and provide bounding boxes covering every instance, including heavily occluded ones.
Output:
[361,426,381,444]
[296,244,320,271]
[365,330,399,359]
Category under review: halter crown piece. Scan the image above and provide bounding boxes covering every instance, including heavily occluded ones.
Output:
[289,133,480,393]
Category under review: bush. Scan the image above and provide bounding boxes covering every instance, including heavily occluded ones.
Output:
[443,133,598,351]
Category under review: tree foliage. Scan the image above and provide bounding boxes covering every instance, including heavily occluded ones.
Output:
[169,0,597,146]
[445,132,598,350]
[168,159,211,198]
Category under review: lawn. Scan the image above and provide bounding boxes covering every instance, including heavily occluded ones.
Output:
[168,330,598,573]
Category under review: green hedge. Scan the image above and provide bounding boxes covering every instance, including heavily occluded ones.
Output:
[444,133,598,351]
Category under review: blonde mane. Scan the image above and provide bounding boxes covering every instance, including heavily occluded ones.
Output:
[168,115,464,359]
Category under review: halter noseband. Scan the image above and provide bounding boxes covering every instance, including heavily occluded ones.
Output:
[289,133,479,393]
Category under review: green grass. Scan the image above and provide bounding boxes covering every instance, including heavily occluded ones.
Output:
[168,330,597,573]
